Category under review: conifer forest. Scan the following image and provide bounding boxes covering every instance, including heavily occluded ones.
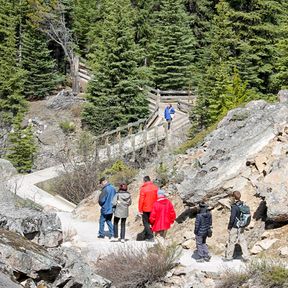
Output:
[1,0,288,169]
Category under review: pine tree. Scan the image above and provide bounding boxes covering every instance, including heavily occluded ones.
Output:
[0,0,27,126]
[82,0,149,135]
[22,26,59,100]
[149,0,195,90]
[6,120,37,172]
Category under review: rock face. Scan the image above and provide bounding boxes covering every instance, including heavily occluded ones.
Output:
[176,100,288,222]
[0,207,63,248]
[0,159,17,180]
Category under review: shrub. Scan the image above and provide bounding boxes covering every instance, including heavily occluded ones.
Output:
[218,259,288,288]
[102,160,137,186]
[155,162,169,187]
[96,244,180,288]
[59,120,76,134]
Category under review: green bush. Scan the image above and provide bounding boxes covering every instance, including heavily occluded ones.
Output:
[59,120,76,134]
[102,160,137,186]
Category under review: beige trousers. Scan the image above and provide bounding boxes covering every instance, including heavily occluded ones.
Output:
[225,227,249,259]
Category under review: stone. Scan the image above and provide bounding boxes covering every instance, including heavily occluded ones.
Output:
[0,228,61,282]
[0,207,63,248]
[175,100,288,221]
[278,89,288,103]
[183,230,194,240]
[181,239,195,250]
[253,238,279,252]
[218,198,231,209]
[250,244,263,255]
[0,271,22,288]
[260,231,271,239]
[0,159,17,180]
[278,246,288,257]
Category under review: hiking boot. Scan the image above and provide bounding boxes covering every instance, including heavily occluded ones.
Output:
[222,257,233,262]
[145,238,155,243]
[97,235,105,239]
[204,256,211,262]
[196,258,205,263]
[120,239,125,243]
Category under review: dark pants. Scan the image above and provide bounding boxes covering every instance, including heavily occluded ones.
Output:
[167,119,172,130]
[195,235,210,258]
[114,217,127,240]
[142,212,153,240]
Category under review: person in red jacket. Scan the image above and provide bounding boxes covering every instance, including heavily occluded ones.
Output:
[138,176,158,241]
[149,190,176,239]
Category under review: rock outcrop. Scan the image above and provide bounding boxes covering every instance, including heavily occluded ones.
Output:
[176,100,288,222]
[0,207,63,248]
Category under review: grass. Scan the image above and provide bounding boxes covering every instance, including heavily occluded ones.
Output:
[218,258,288,288]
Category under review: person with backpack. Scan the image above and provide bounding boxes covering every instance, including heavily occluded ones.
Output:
[98,177,116,239]
[194,202,212,262]
[112,183,132,243]
[149,189,176,239]
[138,176,158,241]
[224,191,250,262]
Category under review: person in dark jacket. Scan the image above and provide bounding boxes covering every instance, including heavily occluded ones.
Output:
[98,177,116,239]
[194,202,212,262]
[112,183,132,243]
[224,191,249,261]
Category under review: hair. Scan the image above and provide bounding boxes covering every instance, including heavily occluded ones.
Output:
[99,177,106,184]
[119,183,128,191]
[143,176,150,182]
[233,191,241,200]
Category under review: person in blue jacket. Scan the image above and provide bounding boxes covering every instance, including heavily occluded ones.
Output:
[98,177,116,239]
[164,104,175,130]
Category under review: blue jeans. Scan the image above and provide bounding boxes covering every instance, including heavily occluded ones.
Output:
[98,213,113,237]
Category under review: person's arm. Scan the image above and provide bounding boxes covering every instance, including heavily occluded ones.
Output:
[98,188,107,206]
[138,188,145,213]
[194,214,200,235]
[112,194,118,207]
[128,194,132,206]
[149,205,156,225]
[228,205,237,230]
[170,107,175,114]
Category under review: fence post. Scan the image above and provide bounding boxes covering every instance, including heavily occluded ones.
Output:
[164,121,169,147]
[117,131,123,157]
[154,126,158,153]
[157,89,161,105]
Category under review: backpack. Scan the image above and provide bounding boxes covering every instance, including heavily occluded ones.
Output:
[236,202,251,228]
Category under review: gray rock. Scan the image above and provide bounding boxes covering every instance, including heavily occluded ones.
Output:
[278,89,288,103]
[0,271,22,288]
[51,247,111,288]
[0,228,61,282]
[0,159,17,181]
[176,101,288,221]
[0,207,63,248]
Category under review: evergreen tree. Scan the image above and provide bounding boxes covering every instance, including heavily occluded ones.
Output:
[149,0,195,90]
[22,26,59,100]
[6,120,37,172]
[82,0,149,135]
[0,0,27,126]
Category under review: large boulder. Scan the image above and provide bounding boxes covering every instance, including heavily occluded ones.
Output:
[176,100,288,221]
[0,159,17,180]
[0,207,63,248]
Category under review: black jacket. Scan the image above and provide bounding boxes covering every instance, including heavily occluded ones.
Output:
[194,209,212,236]
[228,201,242,230]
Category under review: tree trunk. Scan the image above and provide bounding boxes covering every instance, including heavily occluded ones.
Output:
[71,56,80,95]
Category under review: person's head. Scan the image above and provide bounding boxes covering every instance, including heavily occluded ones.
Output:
[199,201,208,213]
[233,191,241,201]
[157,189,166,198]
[119,183,128,191]
[168,104,172,108]
[99,177,108,187]
[143,176,150,182]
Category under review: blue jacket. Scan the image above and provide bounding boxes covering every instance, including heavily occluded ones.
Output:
[194,209,212,236]
[164,106,175,121]
[98,183,116,215]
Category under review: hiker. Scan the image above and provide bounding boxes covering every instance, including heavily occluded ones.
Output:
[98,177,116,239]
[138,175,158,241]
[164,104,175,130]
[224,191,250,262]
[149,189,176,239]
[194,202,212,262]
[112,183,132,243]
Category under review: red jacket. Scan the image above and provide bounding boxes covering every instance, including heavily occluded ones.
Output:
[138,181,158,213]
[149,197,176,232]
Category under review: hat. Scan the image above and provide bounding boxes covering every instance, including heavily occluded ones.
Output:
[199,202,207,208]
[157,189,166,197]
